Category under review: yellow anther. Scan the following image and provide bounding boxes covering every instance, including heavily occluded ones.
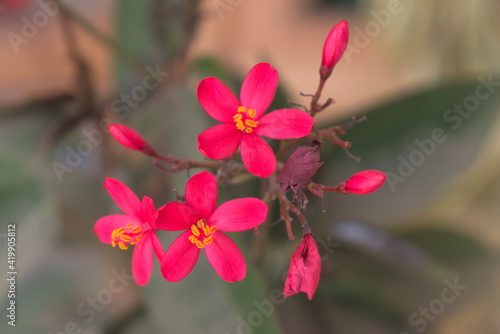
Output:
[191,225,200,237]
[237,106,247,113]
[245,119,258,127]
[245,127,254,134]
[120,235,131,241]
[248,108,256,118]
[189,220,217,248]
[110,223,143,251]
[233,114,243,120]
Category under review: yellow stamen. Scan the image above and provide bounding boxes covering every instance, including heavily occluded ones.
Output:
[234,106,259,133]
[120,235,131,241]
[245,119,258,127]
[189,219,217,248]
[191,225,200,236]
[110,223,144,251]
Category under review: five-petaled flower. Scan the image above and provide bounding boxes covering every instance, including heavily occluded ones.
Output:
[94,178,164,285]
[283,233,321,300]
[157,171,268,282]
[197,63,315,178]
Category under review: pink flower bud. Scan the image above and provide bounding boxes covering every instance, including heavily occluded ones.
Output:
[283,233,321,300]
[337,170,386,195]
[320,20,349,81]
[108,124,156,156]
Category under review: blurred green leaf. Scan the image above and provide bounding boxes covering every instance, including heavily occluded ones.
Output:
[397,226,494,266]
[324,280,404,324]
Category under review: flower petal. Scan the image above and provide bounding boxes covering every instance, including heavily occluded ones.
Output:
[240,134,276,177]
[94,214,134,244]
[205,231,246,282]
[198,124,242,160]
[240,63,278,119]
[186,171,218,218]
[139,196,158,228]
[209,198,268,232]
[255,109,314,139]
[132,232,153,285]
[150,232,165,261]
[197,77,240,123]
[156,202,199,231]
[161,230,200,282]
[104,178,142,220]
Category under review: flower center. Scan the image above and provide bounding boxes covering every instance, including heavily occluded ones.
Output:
[111,222,144,250]
[188,219,217,248]
[233,106,259,134]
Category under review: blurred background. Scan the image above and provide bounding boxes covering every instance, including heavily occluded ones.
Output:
[1,0,499,333]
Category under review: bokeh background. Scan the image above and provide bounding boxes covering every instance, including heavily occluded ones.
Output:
[1,0,500,333]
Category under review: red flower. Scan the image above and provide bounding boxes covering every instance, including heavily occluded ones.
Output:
[157,171,268,282]
[320,21,349,81]
[108,123,156,156]
[94,178,164,285]
[337,170,386,195]
[197,63,314,177]
[283,234,321,300]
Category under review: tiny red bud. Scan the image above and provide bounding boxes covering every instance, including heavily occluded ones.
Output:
[108,124,156,156]
[320,20,349,81]
[283,234,321,300]
[339,170,386,195]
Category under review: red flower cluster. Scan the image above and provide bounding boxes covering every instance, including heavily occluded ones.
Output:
[95,172,267,285]
[93,20,386,301]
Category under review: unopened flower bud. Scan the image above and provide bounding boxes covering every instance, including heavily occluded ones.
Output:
[277,140,323,193]
[283,233,321,300]
[108,124,156,156]
[320,20,349,81]
[337,170,386,195]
